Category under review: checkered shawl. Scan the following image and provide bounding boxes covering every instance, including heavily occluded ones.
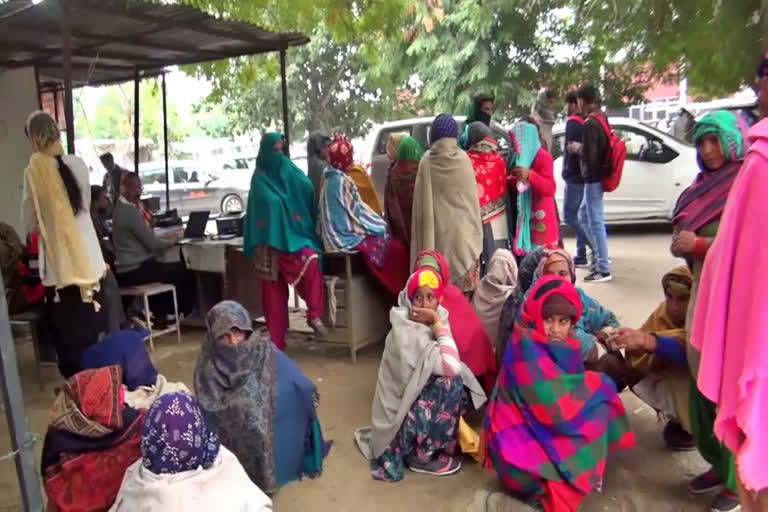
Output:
[485,276,634,510]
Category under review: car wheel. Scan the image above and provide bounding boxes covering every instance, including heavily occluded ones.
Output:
[221,194,244,213]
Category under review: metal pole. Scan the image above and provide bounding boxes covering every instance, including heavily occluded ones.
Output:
[279,48,290,156]
[61,4,75,154]
[161,73,170,211]
[0,274,44,512]
[134,72,140,174]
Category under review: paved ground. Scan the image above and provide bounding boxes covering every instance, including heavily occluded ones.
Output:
[0,228,720,511]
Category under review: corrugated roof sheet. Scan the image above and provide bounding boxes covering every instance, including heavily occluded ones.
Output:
[0,0,309,86]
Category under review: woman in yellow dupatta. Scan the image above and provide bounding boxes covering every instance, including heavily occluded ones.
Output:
[21,111,108,377]
[327,134,383,215]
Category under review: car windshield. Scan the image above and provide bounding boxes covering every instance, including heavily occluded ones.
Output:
[638,122,693,146]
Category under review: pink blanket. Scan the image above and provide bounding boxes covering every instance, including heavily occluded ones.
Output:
[691,118,768,492]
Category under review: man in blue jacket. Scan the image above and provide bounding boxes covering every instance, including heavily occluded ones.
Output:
[562,91,592,268]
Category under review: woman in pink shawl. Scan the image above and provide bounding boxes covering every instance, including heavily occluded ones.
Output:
[691,68,768,511]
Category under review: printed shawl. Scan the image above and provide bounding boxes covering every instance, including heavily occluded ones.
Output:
[194,301,279,492]
[49,365,124,438]
[364,277,487,458]
[485,276,634,512]
[244,132,321,257]
[690,118,768,492]
[410,137,483,282]
[319,166,387,252]
[468,150,508,223]
[42,365,144,512]
[673,110,746,233]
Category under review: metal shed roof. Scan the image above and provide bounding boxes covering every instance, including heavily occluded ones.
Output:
[0,0,309,87]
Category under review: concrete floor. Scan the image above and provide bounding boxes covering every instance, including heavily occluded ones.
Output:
[0,228,720,511]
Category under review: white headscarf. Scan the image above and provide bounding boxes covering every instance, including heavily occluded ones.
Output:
[472,249,518,342]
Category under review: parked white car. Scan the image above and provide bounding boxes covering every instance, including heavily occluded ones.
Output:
[551,117,697,222]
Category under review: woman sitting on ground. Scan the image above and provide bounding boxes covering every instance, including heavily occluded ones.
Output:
[327,134,383,214]
[606,266,695,451]
[471,249,518,343]
[485,275,634,512]
[414,250,498,392]
[110,392,273,511]
[465,121,509,264]
[82,328,190,409]
[497,248,619,369]
[411,115,483,295]
[194,301,329,494]
[243,132,327,350]
[319,143,409,300]
[507,121,560,257]
[355,265,486,481]
[384,136,423,254]
[42,365,145,511]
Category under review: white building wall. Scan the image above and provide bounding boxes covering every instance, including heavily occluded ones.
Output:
[0,67,39,236]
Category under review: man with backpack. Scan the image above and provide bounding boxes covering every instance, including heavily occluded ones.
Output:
[578,84,612,283]
[562,91,592,268]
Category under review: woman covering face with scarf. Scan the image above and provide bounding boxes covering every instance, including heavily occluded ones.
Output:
[327,134,383,214]
[384,136,423,253]
[243,132,327,349]
[194,301,329,494]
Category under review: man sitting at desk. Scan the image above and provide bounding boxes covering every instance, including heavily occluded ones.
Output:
[112,172,195,325]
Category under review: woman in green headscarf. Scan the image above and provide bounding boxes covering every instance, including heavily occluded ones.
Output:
[384,136,424,253]
[670,110,746,512]
[244,133,327,350]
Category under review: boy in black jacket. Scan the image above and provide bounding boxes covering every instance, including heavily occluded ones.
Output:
[577,84,612,283]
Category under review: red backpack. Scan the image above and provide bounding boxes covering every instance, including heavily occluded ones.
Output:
[587,113,626,192]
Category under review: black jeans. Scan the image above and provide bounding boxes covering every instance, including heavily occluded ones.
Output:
[45,285,106,378]
[116,258,196,317]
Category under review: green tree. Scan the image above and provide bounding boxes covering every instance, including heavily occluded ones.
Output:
[195,27,409,138]
[575,0,767,98]
[75,80,190,143]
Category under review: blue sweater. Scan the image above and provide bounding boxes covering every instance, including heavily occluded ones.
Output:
[563,116,584,183]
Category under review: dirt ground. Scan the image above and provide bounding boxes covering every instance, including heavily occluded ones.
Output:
[0,229,719,512]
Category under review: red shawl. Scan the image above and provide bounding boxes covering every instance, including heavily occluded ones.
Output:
[42,366,145,511]
[384,160,419,249]
[468,151,508,223]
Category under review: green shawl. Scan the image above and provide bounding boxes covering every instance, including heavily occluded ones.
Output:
[243,132,321,256]
[396,136,424,162]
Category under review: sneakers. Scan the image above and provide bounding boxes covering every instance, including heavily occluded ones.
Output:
[663,421,696,451]
[307,318,328,337]
[689,469,724,494]
[407,454,462,476]
[573,256,590,268]
[711,491,741,512]
[584,271,612,283]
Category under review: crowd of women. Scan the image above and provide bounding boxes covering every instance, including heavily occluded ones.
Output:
[18,53,768,511]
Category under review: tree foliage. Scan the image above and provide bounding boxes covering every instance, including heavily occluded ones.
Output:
[178,0,766,137]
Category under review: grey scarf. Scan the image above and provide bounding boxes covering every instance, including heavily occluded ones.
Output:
[194,301,278,492]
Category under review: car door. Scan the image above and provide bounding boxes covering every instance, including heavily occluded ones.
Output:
[603,125,678,221]
[139,166,168,210]
[177,165,218,214]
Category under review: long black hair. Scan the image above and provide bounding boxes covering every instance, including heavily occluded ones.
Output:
[55,156,83,215]
[25,112,83,215]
